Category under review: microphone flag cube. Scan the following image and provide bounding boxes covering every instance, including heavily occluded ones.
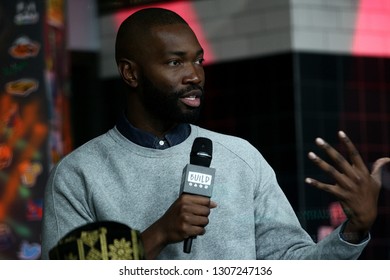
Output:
[180,164,215,198]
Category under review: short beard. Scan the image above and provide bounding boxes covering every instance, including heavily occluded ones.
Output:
[140,76,204,124]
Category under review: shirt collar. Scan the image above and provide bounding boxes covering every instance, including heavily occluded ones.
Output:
[116,113,191,149]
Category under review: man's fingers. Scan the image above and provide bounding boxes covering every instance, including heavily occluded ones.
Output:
[314,137,361,182]
[308,151,337,176]
[209,200,218,208]
[371,157,390,185]
[181,194,211,206]
[338,131,367,173]
[307,151,353,190]
[305,177,331,192]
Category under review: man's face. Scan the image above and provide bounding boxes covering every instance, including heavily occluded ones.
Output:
[136,23,205,124]
[139,74,204,123]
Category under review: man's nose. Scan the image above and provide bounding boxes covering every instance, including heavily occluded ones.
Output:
[183,64,203,84]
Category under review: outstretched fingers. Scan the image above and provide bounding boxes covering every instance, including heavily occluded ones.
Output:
[305,131,387,234]
[305,134,363,195]
[305,151,350,197]
[337,131,368,175]
[317,133,364,182]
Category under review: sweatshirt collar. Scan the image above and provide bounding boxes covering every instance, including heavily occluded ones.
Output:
[116,113,191,149]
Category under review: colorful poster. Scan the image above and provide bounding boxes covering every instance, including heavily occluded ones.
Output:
[0,0,71,259]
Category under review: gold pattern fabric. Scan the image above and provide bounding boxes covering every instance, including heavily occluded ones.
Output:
[49,221,145,260]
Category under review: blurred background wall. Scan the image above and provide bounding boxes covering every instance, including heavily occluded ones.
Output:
[0,0,389,259]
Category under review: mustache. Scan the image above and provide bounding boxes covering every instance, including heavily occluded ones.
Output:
[176,85,204,97]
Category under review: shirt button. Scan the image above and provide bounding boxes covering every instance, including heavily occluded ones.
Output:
[159,140,165,146]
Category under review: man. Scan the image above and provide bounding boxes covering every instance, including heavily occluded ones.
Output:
[41,7,389,260]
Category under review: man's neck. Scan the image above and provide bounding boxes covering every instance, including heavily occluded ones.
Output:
[116,113,191,149]
[125,112,177,138]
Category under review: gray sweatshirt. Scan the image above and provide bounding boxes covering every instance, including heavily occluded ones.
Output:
[41,125,368,259]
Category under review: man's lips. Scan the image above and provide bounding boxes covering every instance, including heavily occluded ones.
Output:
[179,89,202,108]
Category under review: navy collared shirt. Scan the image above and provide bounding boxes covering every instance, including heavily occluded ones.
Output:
[116,113,191,149]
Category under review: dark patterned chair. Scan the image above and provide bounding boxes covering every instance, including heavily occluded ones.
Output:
[49,221,145,260]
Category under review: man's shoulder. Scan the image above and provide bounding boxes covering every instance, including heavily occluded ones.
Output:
[193,125,252,144]
[192,125,260,155]
[55,129,114,167]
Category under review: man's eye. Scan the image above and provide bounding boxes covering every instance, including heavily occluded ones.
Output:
[195,58,205,65]
[168,60,181,66]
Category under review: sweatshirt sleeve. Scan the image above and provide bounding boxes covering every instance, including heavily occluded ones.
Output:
[253,155,368,259]
[41,158,95,259]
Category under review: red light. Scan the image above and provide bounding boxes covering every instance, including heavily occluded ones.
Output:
[353,0,390,56]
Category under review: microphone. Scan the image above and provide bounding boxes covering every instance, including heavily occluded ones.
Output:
[180,137,215,253]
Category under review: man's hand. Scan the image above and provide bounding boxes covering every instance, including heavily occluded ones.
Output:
[305,131,390,243]
[141,194,217,259]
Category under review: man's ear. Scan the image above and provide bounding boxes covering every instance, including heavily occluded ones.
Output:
[117,59,139,88]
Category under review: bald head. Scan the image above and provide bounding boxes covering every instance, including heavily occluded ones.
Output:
[115,8,189,64]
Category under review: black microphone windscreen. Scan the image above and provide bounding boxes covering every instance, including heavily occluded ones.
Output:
[190,137,212,167]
